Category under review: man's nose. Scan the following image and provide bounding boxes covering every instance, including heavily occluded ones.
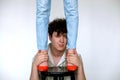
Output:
[60,36,64,42]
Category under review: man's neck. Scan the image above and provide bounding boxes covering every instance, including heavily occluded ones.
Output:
[50,45,65,66]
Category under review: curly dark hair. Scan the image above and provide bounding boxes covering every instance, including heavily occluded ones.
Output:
[48,18,67,37]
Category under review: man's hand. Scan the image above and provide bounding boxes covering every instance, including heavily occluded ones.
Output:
[32,51,48,67]
[66,50,82,67]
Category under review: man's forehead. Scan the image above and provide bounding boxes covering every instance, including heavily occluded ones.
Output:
[54,32,66,35]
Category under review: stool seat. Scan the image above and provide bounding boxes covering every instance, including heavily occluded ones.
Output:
[39,67,76,80]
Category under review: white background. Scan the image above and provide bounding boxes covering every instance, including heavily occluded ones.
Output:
[0,0,120,80]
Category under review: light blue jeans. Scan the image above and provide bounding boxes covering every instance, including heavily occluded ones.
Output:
[36,0,79,50]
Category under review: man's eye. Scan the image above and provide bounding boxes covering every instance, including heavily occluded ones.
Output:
[56,35,60,37]
[63,35,67,38]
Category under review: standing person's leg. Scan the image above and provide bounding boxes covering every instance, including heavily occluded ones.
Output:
[36,0,51,71]
[63,0,79,71]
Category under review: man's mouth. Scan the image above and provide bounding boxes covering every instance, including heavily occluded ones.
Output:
[59,44,64,47]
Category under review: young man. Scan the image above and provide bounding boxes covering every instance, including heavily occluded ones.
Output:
[36,0,79,71]
[30,18,86,80]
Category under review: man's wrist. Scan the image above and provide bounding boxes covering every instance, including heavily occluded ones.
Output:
[77,63,83,69]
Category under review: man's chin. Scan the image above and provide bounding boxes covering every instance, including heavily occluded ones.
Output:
[58,48,65,52]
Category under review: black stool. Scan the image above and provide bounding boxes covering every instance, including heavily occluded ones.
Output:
[38,67,76,80]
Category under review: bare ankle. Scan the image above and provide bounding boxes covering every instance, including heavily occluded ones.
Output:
[67,49,75,54]
[38,50,48,54]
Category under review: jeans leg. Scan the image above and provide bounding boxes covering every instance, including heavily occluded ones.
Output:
[63,0,79,49]
[36,0,51,50]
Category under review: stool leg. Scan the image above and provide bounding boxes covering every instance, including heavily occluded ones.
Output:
[59,76,64,80]
[53,76,58,80]
[41,75,46,80]
[71,74,75,80]
[41,72,46,80]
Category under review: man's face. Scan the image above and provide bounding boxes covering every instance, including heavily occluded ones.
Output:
[49,32,67,51]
